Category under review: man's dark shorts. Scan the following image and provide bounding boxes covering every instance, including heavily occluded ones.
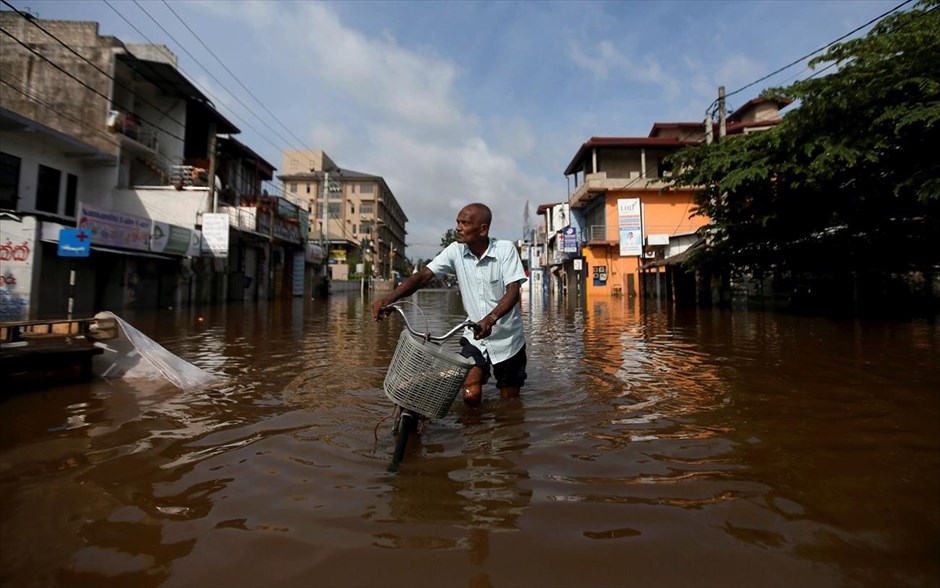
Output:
[458,337,527,389]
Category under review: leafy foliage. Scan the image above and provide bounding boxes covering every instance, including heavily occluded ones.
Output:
[667,0,940,279]
[440,228,457,251]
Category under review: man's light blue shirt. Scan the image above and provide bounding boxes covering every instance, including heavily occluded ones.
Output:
[426,238,527,363]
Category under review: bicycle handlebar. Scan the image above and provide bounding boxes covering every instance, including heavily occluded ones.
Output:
[382,303,475,342]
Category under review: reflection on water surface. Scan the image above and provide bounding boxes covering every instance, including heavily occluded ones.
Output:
[1,291,937,587]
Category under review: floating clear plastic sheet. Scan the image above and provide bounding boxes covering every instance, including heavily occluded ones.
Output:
[91,311,217,391]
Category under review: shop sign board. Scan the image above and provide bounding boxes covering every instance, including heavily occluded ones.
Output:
[562,226,579,253]
[618,198,642,257]
[151,222,193,256]
[0,214,37,321]
[57,228,91,257]
[78,203,151,251]
[201,213,230,257]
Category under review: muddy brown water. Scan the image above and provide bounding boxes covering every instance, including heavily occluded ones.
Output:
[1,290,938,587]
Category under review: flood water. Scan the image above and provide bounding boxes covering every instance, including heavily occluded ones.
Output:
[1,290,938,588]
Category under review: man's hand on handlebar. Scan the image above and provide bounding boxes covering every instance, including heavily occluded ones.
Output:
[470,316,496,340]
[372,299,394,321]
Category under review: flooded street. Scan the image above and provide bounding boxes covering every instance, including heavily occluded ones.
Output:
[1,290,938,588]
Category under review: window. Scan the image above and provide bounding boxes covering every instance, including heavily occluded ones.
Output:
[360,202,374,214]
[360,183,374,194]
[306,184,311,193]
[36,164,61,213]
[327,202,341,218]
[0,152,20,210]
[65,174,78,217]
[327,181,342,199]
[290,183,297,193]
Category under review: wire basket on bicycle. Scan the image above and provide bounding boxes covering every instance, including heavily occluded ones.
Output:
[383,329,474,419]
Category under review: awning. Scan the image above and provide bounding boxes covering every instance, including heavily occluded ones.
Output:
[92,246,176,260]
[306,242,325,264]
[116,54,239,134]
[642,238,704,269]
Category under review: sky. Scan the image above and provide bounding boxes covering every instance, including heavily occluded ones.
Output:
[8,0,903,260]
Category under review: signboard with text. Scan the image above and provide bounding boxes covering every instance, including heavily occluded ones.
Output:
[200,213,230,257]
[617,198,642,256]
[562,226,579,253]
[78,203,151,251]
[0,215,37,321]
[151,222,193,256]
[58,228,91,257]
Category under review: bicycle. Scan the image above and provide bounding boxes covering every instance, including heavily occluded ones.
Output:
[379,302,477,472]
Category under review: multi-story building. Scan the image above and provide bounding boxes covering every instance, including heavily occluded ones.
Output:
[0,13,304,320]
[533,202,570,297]
[562,97,790,302]
[279,150,407,284]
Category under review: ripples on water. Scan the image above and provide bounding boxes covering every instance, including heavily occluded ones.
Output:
[1,291,937,587]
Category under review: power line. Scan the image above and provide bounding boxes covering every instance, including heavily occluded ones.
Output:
[2,4,383,251]
[159,0,310,151]
[706,0,915,115]
[101,0,288,155]
[1,0,189,131]
[126,0,303,152]
[0,74,121,147]
[0,24,189,144]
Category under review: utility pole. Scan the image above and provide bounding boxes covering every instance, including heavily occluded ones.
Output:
[208,122,218,212]
[320,171,328,249]
[718,86,726,141]
[705,111,713,145]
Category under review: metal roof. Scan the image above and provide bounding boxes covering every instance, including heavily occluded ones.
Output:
[117,53,239,134]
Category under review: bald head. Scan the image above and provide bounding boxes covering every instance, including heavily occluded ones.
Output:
[463,203,492,227]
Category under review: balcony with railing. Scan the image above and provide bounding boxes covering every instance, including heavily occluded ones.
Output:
[569,171,672,209]
[222,194,304,244]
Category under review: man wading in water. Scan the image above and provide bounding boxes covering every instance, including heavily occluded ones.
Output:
[372,203,528,406]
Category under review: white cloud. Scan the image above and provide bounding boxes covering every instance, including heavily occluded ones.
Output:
[365,126,554,258]
[170,0,891,261]
[492,117,537,158]
[567,39,680,98]
[568,40,613,79]
[196,1,554,259]
[228,2,465,134]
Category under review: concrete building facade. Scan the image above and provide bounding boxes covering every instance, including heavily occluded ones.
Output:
[278,150,408,284]
[560,97,791,303]
[0,13,305,320]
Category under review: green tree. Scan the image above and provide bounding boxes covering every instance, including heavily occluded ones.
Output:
[668,0,939,285]
[440,228,457,251]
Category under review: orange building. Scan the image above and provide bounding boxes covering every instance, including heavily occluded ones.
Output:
[562,98,790,301]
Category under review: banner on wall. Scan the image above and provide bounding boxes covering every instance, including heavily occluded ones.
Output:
[561,226,579,253]
[151,222,194,256]
[200,213,230,257]
[78,203,151,251]
[0,214,38,321]
[617,198,643,257]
